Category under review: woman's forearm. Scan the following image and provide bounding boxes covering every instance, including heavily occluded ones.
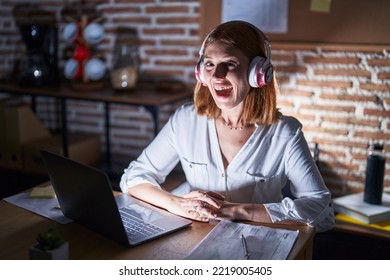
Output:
[126,183,180,211]
[215,202,272,223]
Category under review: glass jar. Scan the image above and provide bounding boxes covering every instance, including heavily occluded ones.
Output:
[111,44,139,91]
[363,140,386,205]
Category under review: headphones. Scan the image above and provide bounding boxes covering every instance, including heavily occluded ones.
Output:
[195,21,274,88]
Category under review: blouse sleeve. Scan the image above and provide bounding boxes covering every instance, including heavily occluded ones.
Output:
[264,127,335,232]
[119,107,181,193]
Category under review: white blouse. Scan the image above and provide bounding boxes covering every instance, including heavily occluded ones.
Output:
[120,103,335,232]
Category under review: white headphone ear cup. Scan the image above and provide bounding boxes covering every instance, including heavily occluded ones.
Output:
[195,59,207,86]
[248,56,265,88]
[248,56,273,88]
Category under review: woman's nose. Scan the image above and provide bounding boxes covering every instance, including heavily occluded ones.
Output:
[212,63,228,79]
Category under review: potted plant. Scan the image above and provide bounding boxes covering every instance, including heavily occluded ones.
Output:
[29,228,69,260]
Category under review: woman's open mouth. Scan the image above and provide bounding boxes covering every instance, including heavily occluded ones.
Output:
[214,85,233,98]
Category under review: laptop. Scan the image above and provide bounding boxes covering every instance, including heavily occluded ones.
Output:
[40,149,192,247]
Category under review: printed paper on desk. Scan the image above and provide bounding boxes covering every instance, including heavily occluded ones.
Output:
[186,220,299,260]
[3,189,72,224]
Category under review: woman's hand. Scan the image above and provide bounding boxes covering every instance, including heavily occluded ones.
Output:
[169,190,225,222]
[127,183,272,223]
[127,183,226,222]
[172,191,248,222]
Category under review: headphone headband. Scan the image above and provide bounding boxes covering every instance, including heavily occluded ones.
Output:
[199,22,271,59]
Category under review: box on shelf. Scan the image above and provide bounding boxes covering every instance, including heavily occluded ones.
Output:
[1,101,51,169]
[23,133,101,175]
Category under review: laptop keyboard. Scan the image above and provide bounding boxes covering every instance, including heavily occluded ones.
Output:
[119,206,164,240]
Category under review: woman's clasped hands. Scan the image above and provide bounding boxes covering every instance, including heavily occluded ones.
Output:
[179,190,225,222]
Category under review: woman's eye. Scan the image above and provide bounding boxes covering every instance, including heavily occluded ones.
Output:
[204,62,214,69]
[203,60,238,71]
[227,61,238,69]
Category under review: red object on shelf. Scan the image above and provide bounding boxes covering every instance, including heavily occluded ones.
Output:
[73,44,90,62]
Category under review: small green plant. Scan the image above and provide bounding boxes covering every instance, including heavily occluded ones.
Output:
[34,228,66,251]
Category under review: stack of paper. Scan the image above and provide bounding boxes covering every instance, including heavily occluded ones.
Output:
[336,213,390,232]
[333,192,390,224]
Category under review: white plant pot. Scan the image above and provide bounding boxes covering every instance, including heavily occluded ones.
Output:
[29,242,69,260]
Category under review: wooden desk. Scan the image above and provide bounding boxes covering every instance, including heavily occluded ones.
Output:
[0,190,315,260]
[0,80,192,171]
[312,216,390,259]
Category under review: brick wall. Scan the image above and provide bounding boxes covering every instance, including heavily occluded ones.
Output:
[0,0,389,195]
[273,44,390,194]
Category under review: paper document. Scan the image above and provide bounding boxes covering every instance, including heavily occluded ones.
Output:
[3,189,72,224]
[222,0,288,33]
[186,220,299,260]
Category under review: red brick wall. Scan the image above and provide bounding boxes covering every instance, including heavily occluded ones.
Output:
[273,44,390,194]
[0,0,389,195]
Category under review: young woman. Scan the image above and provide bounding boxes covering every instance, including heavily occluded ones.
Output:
[120,21,334,232]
